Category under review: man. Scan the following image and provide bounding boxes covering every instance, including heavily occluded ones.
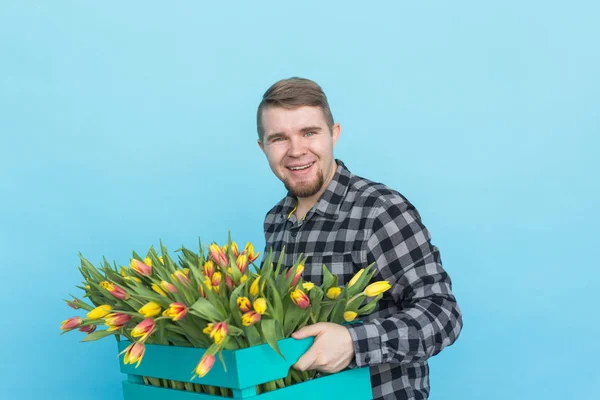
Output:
[257,77,462,400]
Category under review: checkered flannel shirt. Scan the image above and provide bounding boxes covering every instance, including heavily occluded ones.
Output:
[262,160,462,400]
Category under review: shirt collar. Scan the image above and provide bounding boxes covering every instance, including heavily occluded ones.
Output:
[282,159,351,221]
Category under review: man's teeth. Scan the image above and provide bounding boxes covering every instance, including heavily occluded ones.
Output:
[289,163,313,171]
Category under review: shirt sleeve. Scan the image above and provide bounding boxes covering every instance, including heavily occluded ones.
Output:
[345,202,463,367]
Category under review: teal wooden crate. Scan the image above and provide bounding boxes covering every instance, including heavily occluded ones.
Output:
[117,338,372,399]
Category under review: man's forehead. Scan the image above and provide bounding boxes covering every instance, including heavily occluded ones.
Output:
[262,106,327,133]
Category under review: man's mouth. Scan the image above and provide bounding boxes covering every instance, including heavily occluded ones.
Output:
[287,162,314,171]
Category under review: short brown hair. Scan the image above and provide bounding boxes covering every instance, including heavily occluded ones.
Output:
[257,77,334,139]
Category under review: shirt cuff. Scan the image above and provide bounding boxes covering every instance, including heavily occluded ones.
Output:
[346,321,384,367]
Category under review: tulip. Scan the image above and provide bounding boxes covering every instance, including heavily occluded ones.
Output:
[241,311,261,326]
[240,275,248,283]
[302,282,315,292]
[78,324,96,334]
[235,254,248,274]
[290,289,310,309]
[364,281,392,297]
[250,277,261,297]
[194,353,215,378]
[326,287,342,300]
[100,281,129,300]
[253,298,267,315]
[237,296,251,313]
[120,341,146,368]
[160,280,178,293]
[230,242,240,258]
[60,316,83,331]
[209,244,228,268]
[225,274,234,289]
[120,266,130,277]
[163,302,187,321]
[131,318,156,342]
[65,299,81,309]
[87,305,112,320]
[144,257,152,266]
[123,276,142,283]
[159,256,164,264]
[343,311,358,322]
[151,283,168,297]
[286,264,304,286]
[130,259,152,277]
[243,242,260,263]
[203,322,228,344]
[138,301,161,318]
[183,268,190,277]
[348,269,365,288]
[172,270,191,286]
[105,312,131,331]
[203,261,215,279]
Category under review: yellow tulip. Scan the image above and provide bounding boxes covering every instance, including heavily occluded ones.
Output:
[151,283,168,297]
[364,281,392,297]
[138,301,161,318]
[348,269,364,288]
[87,305,112,320]
[194,353,215,379]
[253,298,267,315]
[302,282,315,291]
[343,311,358,322]
[144,257,152,267]
[326,287,342,299]
[250,277,261,297]
[240,275,248,283]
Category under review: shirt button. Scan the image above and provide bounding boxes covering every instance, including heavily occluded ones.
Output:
[365,355,371,363]
[290,231,297,238]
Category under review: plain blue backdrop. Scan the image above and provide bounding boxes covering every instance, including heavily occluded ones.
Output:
[1,1,598,399]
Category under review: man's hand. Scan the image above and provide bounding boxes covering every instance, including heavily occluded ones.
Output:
[291,322,355,373]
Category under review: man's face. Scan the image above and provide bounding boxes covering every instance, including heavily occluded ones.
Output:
[258,106,340,199]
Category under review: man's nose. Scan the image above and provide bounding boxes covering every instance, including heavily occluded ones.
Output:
[288,137,307,157]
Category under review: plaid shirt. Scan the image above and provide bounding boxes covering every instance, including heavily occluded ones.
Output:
[263,160,462,400]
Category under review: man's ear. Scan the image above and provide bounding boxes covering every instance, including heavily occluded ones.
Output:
[257,139,264,152]
[332,123,341,148]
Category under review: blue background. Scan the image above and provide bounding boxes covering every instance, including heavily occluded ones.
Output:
[1,1,598,399]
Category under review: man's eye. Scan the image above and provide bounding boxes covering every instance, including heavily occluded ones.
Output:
[305,131,315,137]
[272,137,284,142]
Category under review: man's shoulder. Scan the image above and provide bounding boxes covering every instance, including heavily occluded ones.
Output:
[348,172,413,214]
[263,196,288,225]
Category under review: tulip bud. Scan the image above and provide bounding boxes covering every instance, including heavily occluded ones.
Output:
[138,301,161,318]
[203,261,215,279]
[343,311,358,322]
[100,281,129,300]
[364,281,392,297]
[225,273,234,289]
[236,254,249,274]
[130,259,152,276]
[120,341,146,368]
[203,322,228,344]
[151,283,168,297]
[60,316,83,331]
[160,280,178,293]
[243,242,260,263]
[209,244,228,268]
[253,298,267,315]
[78,324,96,334]
[286,264,304,287]
[240,275,248,283]
[326,287,342,300]
[237,296,251,312]
[302,282,315,292]
[290,289,310,309]
[159,256,164,264]
[348,269,365,288]
[250,277,261,297]
[241,311,261,326]
[65,299,82,310]
[104,312,131,331]
[230,242,240,258]
[172,270,191,286]
[87,305,112,320]
[163,302,187,321]
[131,318,156,342]
[194,353,215,378]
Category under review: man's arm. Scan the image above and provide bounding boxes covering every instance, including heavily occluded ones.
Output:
[346,202,463,367]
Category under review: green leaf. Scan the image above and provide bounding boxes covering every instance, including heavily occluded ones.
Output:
[190,297,225,321]
[266,277,284,323]
[81,329,115,342]
[321,264,337,292]
[261,319,285,359]
[308,286,324,322]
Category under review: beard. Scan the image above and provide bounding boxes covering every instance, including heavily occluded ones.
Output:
[283,168,325,198]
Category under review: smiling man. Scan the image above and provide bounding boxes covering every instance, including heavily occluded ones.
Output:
[257,77,462,400]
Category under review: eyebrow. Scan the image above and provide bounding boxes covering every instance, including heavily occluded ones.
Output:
[264,126,323,142]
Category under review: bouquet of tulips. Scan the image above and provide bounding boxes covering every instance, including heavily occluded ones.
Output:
[60,235,391,396]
